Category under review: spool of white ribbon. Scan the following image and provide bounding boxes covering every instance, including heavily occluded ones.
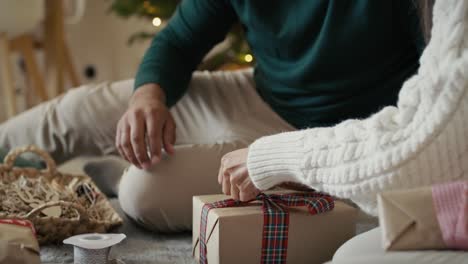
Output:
[63,233,126,264]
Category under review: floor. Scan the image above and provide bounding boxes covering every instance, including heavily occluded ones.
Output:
[40,198,195,264]
[40,157,196,264]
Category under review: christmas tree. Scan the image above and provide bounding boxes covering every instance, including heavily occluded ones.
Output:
[109,0,253,70]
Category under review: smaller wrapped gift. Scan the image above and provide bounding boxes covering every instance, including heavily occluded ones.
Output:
[193,191,357,264]
[378,180,468,251]
[0,219,40,264]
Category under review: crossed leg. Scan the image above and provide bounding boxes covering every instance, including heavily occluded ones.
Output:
[0,69,294,232]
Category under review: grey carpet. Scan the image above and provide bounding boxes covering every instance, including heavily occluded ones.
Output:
[40,198,195,264]
[40,157,195,264]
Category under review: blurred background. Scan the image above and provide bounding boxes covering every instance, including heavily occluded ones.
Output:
[0,0,253,122]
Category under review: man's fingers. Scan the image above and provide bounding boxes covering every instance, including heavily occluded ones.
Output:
[130,113,150,169]
[162,115,176,155]
[115,124,124,158]
[121,126,140,168]
[146,113,163,164]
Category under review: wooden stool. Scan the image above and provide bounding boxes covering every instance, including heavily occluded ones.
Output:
[0,32,17,118]
[0,33,49,119]
[1,0,80,120]
[44,0,80,98]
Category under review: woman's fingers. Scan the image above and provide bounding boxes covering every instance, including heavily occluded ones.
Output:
[239,177,259,201]
[218,157,226,184]
[219,149,255,200]
[222,164,259,201]
[231,181,240,200]
[222,170,231,195]
[229,168,242,200]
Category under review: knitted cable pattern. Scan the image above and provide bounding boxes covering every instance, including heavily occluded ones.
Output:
[247,0,468,215]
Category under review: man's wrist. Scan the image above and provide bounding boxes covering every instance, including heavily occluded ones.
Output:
[131,83,166,105]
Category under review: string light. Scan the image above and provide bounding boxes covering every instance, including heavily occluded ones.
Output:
[244,54,253,62]
[152,17,162,27]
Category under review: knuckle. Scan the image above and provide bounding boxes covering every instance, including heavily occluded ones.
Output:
[145,107,159,116]
[132,108,144,118]
[168,116,175,125]
[221,156,229,164]
[131,134,142,142]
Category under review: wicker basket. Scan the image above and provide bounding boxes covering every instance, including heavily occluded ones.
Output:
[0,146,123,244]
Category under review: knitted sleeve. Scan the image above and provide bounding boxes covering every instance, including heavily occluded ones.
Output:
[247,0,468,215]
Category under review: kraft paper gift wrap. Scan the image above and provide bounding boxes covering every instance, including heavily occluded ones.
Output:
[0,219,40,264]
[378,180,468,251]
[192,193,358,264]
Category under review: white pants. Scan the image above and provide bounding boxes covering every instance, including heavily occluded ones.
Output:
[0,69,295,231]
[331,228,468,264]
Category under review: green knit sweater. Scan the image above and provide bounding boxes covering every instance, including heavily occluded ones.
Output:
[135,0,423,129]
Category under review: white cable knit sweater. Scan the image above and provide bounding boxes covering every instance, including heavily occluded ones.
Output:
[247,0,468,216]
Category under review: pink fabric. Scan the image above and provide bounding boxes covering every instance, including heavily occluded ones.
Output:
[432,180,468,250]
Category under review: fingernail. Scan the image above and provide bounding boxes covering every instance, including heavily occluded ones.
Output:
[151,156,160,164]
[142,162,150,170]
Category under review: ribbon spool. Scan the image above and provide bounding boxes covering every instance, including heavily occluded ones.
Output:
[63,233,126,264]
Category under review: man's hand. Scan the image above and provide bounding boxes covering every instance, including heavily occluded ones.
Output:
[116,83,176,169]
[218,148,260,201]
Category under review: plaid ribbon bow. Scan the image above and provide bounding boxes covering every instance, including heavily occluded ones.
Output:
[199,192,334,264]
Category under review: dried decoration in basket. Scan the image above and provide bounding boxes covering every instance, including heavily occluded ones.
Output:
[0,146,123,244]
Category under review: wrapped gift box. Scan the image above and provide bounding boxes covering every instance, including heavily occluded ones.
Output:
[193,193,358,264]
[0,219,40,264]
[378,180,468,251]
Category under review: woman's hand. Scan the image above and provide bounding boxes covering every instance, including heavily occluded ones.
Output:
[218,148,260,201]
[116,83,176,170]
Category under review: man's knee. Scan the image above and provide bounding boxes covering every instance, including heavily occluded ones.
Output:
[118,165,192,232]
[117,143,246,232]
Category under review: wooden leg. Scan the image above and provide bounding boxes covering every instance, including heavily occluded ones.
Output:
[44,0,65,97]
[63,41,80,87]
[15,35,48,101]
[0,33,17,118]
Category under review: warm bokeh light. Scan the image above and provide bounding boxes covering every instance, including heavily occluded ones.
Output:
[152,17,162,27]
[244,54,253,62]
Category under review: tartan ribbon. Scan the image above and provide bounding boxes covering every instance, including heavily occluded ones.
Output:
[199,192,334,264]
